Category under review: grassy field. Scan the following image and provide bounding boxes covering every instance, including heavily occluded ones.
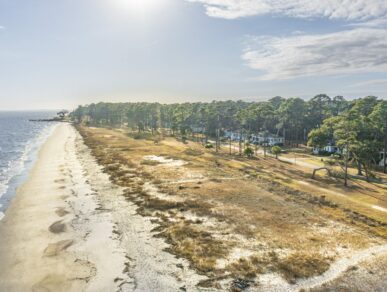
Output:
[77,126,387,290]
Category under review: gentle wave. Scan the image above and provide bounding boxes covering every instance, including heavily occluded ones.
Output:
[0,113,58,220]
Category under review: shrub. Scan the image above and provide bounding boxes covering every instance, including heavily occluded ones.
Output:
[205,143,214,149]
[271,146,282,159]
[244,147,254,157]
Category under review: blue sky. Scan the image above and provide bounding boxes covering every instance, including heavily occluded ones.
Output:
[0,0,386,110]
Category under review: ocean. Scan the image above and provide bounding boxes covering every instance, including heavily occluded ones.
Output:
[0,111,57,220]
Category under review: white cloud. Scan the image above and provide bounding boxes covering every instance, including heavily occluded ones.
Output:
[188,0,387,20]
[242,28,387,80]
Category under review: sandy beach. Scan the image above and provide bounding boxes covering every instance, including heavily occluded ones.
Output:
[0,123,202,292]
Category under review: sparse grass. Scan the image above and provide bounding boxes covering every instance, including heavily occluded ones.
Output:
[277,252,331,283]
[227,251,331,284]
[76,125,387,288]
[160,222,230,273]
[184,148,203,156]
[140,159,161,166]
[227,258,261,279]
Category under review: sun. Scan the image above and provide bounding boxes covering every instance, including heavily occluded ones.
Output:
[116,0,165,15]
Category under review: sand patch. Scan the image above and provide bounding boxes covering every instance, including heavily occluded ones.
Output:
[372,205,387,213]
[43,240,73,257]
[143,155,187,167]
[32,274,70,292]
[49,221,66,234]
[55,208,70,217]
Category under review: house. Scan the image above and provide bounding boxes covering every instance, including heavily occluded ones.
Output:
[312,143,341,155]
[324,145,341,154]
[223,130,247,141]
[250,133,285,146]
[223,131,284,145]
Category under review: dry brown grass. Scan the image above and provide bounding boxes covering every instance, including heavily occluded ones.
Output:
[227,251,331,284]
[277,252,332,283]
[76,125,386,288]
[160,222,230,273]
[140,159,161,166]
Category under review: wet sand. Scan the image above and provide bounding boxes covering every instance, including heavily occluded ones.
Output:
[0,123,202,292]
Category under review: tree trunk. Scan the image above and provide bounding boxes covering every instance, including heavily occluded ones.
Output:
[239,130,242,156]
[363,162,370,182]
[384,120,386,173]
[344,145,349,187]
[216,128,220,153]
[357,161,363,176]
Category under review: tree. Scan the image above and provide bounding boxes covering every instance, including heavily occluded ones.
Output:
[307,94,332,128]
[277,98,307,145]
[369,101,387,173]
[271,146,281,159]
[244,147,254,158]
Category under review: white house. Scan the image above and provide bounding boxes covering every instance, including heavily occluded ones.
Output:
[223,131,284,146]
[250,133,284,146]
[312,145,341,155]
[223,130,247,141]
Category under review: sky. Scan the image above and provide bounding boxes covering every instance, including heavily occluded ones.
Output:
[0,0,387,110]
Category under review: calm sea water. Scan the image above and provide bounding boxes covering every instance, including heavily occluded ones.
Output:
[0,111,57,220]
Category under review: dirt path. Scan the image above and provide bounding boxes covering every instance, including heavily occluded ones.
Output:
[258,244,387,292]
[296,244,387,290]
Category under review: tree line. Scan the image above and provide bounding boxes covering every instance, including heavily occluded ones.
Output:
[72,95,351,143]
[71,95,386,176]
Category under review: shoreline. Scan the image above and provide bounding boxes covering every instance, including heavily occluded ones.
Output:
[0,123,203,291]
[0,122,58,220]
[0,124,129,291]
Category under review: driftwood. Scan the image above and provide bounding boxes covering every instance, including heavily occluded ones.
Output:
[312,167,331,179]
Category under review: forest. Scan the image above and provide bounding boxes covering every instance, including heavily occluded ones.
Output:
[71,95,387,177]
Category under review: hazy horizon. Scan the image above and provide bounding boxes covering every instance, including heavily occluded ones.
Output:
[1,0,387,110]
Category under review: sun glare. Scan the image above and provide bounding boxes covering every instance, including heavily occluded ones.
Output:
[116,0,165,15]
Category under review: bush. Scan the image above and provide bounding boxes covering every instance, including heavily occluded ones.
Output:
[205,143,214,149]
[244,147,254,157]
[271,146,282,159]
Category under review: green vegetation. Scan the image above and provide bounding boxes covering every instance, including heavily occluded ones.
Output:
[71,95,386,183]
[271,145,282,159]
[71,95,353,145]
[308,97,387,184]
[244,147,254,157]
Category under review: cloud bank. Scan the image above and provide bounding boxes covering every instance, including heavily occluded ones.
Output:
[188,0,387,20]
[243,28,387,80]
[189,1,387,80]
